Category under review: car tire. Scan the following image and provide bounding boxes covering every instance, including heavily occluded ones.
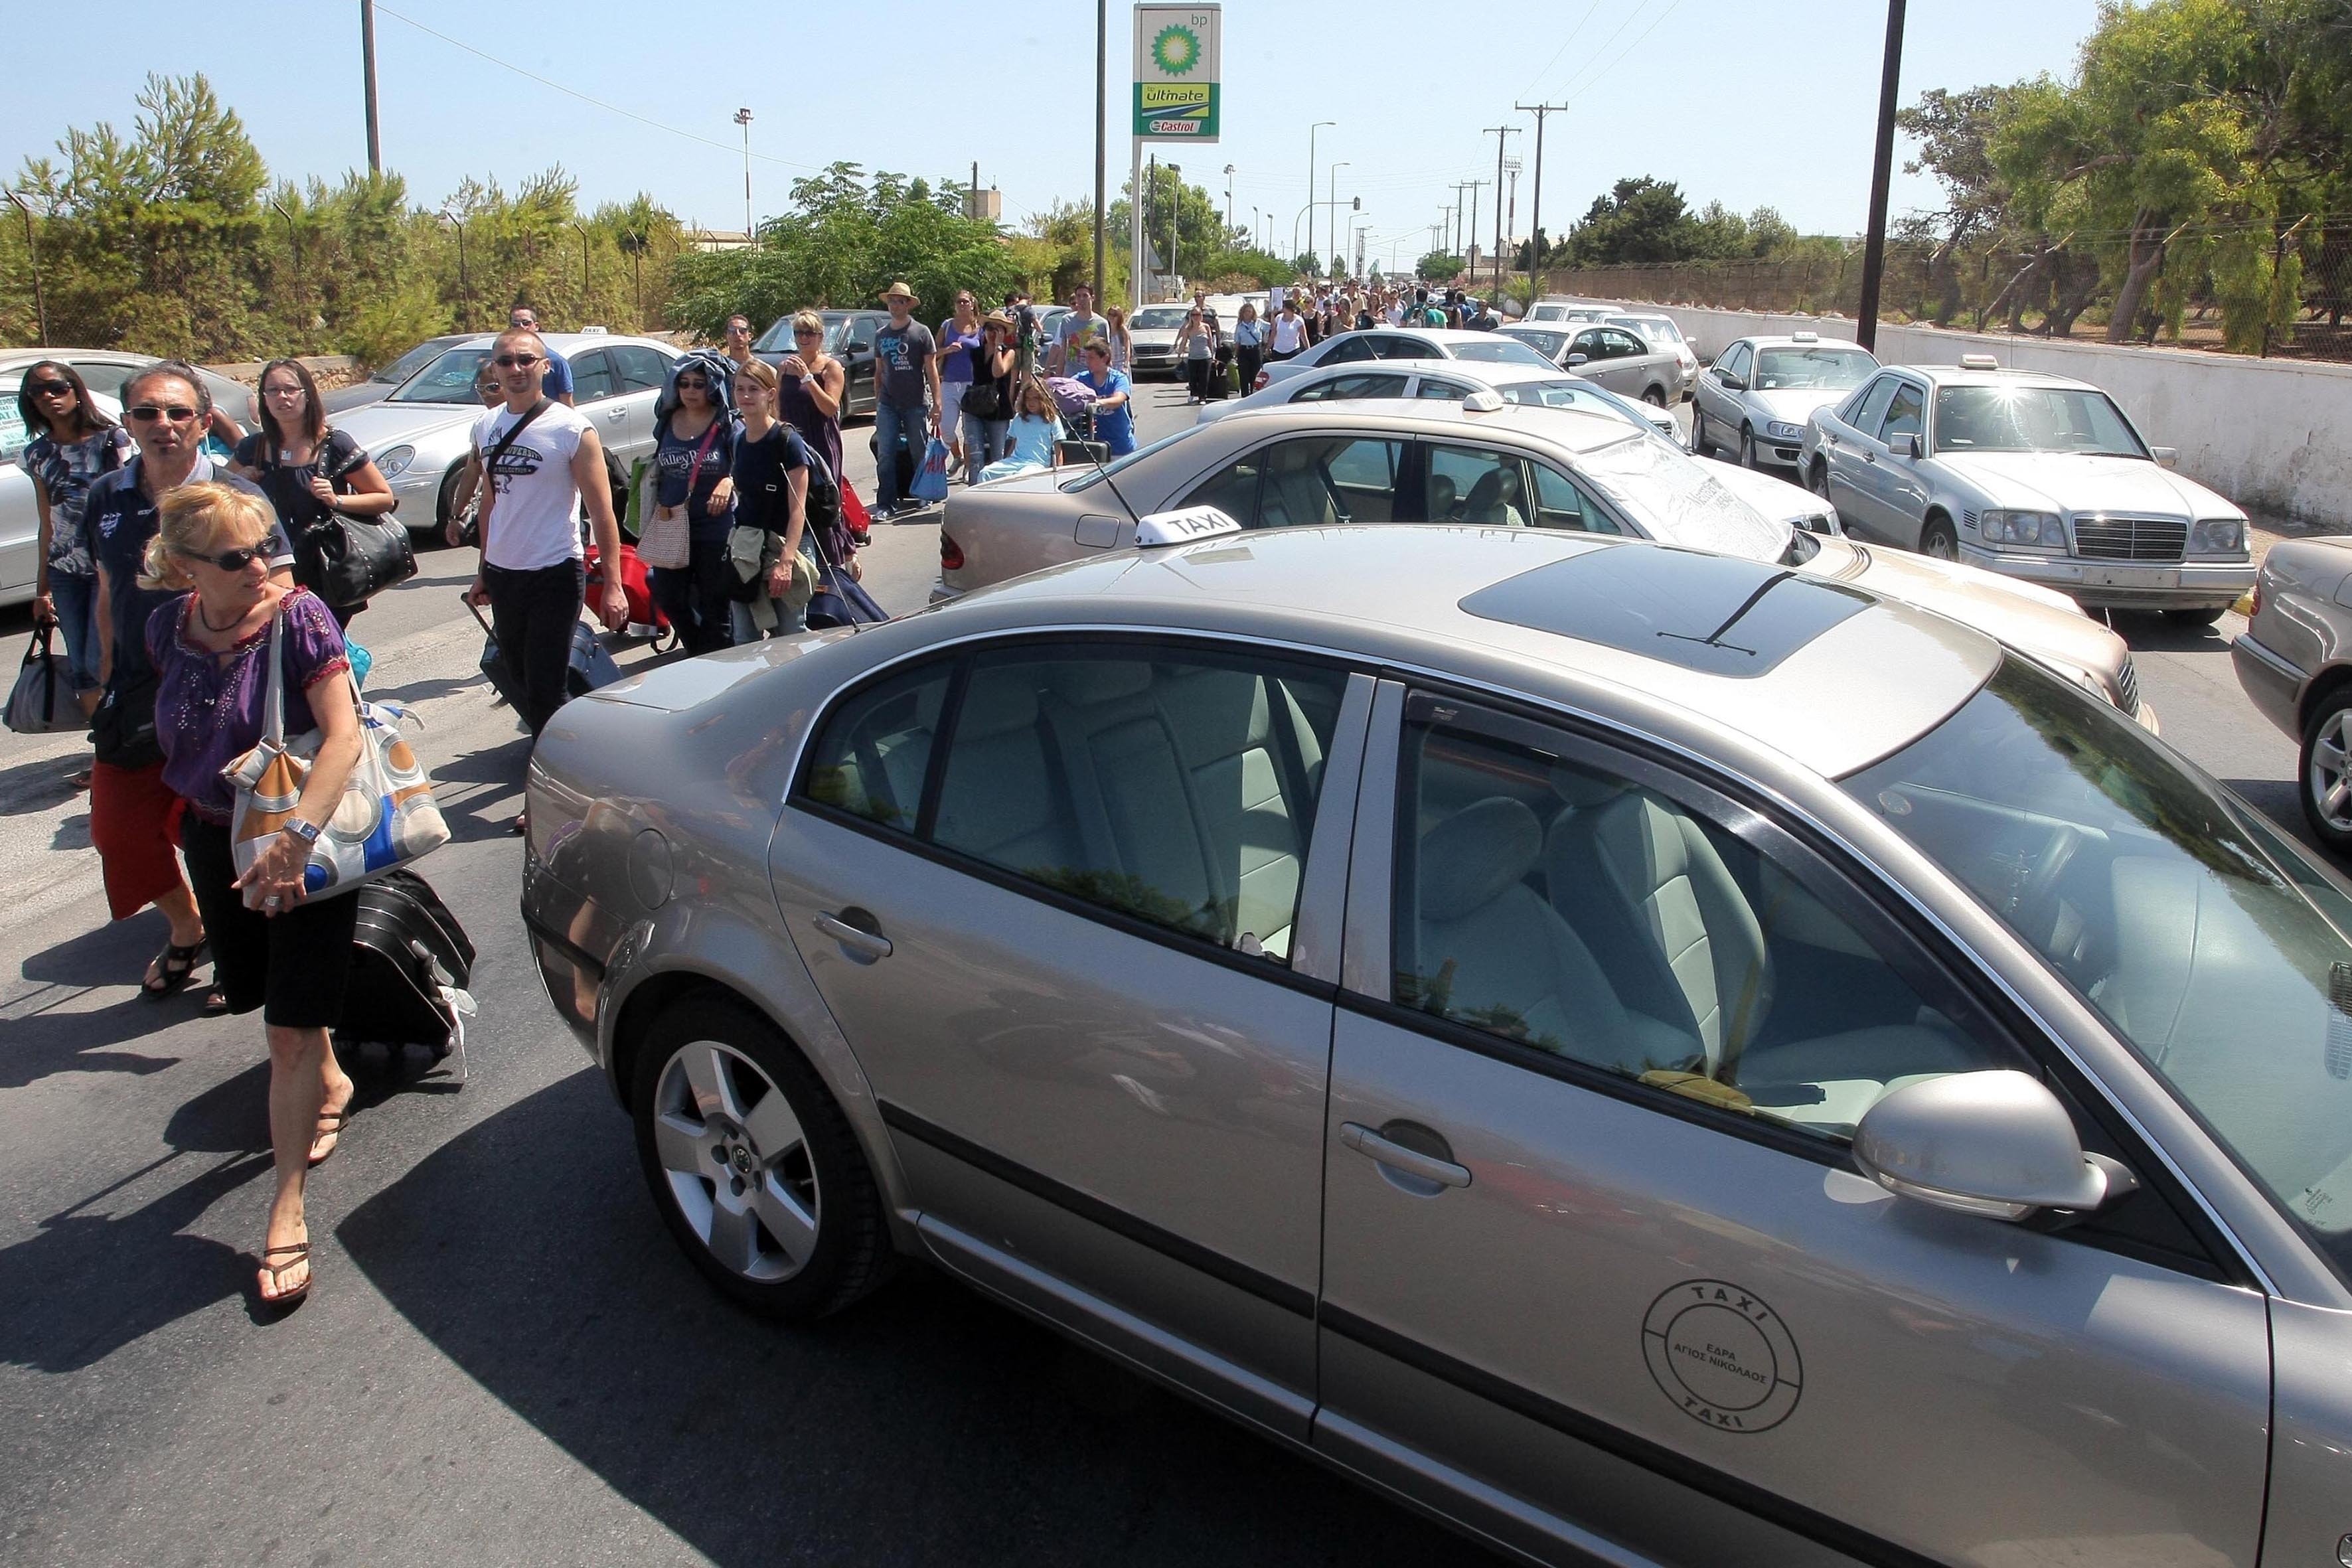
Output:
[1920,516,1958,561]
[1738,426,1759,469]
[1805,458,1829,497]
[1687,408,1708,454]
[422,463,465,545]
[630,994,891,1321]
[2303,689,2352,852]
[2164,605,2229,627]
[1643,387,1667,407]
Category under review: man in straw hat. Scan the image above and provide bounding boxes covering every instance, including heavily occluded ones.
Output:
[872,281,939,518]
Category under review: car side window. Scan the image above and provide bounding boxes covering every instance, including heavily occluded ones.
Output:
[1528,464,1620,533]
[1257,435,1402,527]
[613,345,669,393]
[1391,703,2017,1144]
[1296,372,1407,402]
[846,318,877,353]
[799,662,955,833]
[1849,374,1899,433]
[1180,451,1265,524]
[1414,378,1472,400]
[1605,329,1648,360]
[1423,445,1528,527]
[1720,344,1752,382]
[1879,382,1926,442]
[1318,335,1376,365]
[931,646,1350,963]
[569,351,618,404]
[1568,331,1599,360]
[1391,337,1438,359]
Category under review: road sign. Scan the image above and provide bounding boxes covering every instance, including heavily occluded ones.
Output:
[1133,5,1219,141]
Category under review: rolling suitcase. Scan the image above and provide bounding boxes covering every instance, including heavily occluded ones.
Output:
[341,868,475,1057]
[468,598,622,708]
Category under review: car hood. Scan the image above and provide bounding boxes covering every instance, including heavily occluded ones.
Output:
[1749,388,1850,426]
[330,399,481,456]
[1129,329,1182,348]
[1808,538,2132,692]
[1936,452,2239,518]
[591,625,868,711]
[1707,462,1833,528]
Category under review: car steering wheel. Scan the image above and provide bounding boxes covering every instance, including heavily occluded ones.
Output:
[2015,824,2082,948]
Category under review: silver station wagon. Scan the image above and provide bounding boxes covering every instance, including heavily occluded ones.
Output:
[524,523,2350,1568]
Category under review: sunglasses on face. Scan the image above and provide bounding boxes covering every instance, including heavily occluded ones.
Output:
[493,354,542,369]
[29,380,74,398]
[129,404,200,424]
[676,378,708,390]
[176,544,265,572]
[794,329,822,339]
[727,323,751,333]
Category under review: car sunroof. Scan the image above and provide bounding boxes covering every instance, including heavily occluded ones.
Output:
[1458,546,1873,678]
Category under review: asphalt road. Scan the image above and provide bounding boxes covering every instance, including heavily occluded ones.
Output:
[0,378,2313,1567]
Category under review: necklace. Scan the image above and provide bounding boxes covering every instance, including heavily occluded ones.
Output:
[195,598,247,635]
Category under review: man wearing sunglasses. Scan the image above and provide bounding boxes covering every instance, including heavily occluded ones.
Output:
[466,329,629,742]
[83,361,294,1002]
[721,314,757,370]
[507,306,575,406]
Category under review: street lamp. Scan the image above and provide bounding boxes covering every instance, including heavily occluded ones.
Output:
[440,206,469,331]
[1326,161,1350,279]
[571,220,592,310]
[1301,121,1334,260]
[734,108,755,250]
[1251,204,1260,255]
[1166,162,1182,287]
[1223,164,1235,238]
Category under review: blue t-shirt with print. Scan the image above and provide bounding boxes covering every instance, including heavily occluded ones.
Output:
[654,416,740,542]
[1077,368,1135,454]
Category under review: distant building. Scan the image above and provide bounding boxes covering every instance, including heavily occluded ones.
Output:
[965,187,1002,222]
[686,228,753,252]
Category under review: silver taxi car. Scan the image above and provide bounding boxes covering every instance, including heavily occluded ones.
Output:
[2233,535,2352,852]
[1689,332,1879,469]
[523,521,2352,1568]
[1800,355,2253,621]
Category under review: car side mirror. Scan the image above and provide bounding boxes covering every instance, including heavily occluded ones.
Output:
[2150,445,2178,469]
[1567,353,1589,367]
[1853,1070,2136,1221]
[1717,370,1747,392]
[1888,432,1921,459]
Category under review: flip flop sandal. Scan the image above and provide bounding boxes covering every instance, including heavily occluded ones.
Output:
[309,1106,354,1168]
[202,991,229,1016]
[258,1242,311,1308]
[141,939,209,1002]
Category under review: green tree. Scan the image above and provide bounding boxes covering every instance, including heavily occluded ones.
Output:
[1415,250,1461,281]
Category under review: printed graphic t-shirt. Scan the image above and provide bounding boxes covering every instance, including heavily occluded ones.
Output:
[473,400,591,570]
[874,320,936,410]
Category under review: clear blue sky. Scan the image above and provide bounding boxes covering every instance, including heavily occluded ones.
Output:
[5,0,2101,267]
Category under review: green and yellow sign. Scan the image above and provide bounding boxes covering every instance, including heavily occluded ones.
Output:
[1133,5,1220,141]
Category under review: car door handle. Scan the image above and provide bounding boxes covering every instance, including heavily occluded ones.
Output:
[1861,450,1877,463]
[1340,1122,1470,1188]
[813,911,893,960]
[605,408,626,420]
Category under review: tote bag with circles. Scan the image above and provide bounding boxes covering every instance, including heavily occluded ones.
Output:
[222,606,449,904]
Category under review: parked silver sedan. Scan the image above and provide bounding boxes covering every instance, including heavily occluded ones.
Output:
[1248,326,1553,395]
[523,520,2352,1568]
[1689,333,1879,469]
[1800,356,2253,621]
[1562,323,1686,406]
[1603,312,1701,399]
[2233,536,2352,850]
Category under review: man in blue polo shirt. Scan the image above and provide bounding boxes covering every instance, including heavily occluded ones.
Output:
[507,305,574,405]
[1074,339,1135,456]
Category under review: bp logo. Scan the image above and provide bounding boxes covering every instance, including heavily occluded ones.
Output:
[1642,1280,1802,1433]
[1152,24,1202,75]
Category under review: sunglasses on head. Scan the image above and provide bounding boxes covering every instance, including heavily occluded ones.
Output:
[493,353,542,369]
[28,379,74,398]
[128,404,200,424]
[176,544,265,572]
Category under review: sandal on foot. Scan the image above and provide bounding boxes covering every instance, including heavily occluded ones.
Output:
[258,1242,311,1308]
[202,990,229,1016]
[309,1105,354,1168]
[141,939,208,1001]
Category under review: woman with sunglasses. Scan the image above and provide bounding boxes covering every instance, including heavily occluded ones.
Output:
[19,362,132,744]
[647,358,740,655]
[228,359,396,627]
[961,314,1017,480]
[935,291,982,473]
[143,481,362,1309]
[775,310,845,503]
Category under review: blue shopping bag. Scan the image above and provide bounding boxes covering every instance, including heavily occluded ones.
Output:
[909,437,951,504]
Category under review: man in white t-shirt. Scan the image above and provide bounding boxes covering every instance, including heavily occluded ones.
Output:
[465,327,629,740]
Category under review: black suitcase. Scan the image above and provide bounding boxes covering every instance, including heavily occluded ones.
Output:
[468,597,619,708]
[340,868,475,1056]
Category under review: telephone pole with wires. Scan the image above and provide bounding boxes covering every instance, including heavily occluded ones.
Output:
[1515,100,1566,288]
[734,108,755,249]
[1484,126,1519,299]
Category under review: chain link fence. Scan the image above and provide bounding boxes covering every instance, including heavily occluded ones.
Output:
[1540,220,2352,362]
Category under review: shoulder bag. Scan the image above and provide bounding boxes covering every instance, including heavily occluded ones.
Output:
[222,605,449,904]
[6,623,83,736]
[276,431,417,608]
[639,417,724,570]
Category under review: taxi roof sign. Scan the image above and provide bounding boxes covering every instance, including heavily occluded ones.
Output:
[1135,506,1244,547]
[1791,329,1819,342]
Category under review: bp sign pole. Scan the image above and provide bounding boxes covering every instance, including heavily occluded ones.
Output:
[1131,3,1220,309]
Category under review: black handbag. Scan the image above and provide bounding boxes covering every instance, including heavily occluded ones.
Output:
[961,376,1010,422]
[270,432,418,608]
[92,666,163,771]
[6,623,83,736]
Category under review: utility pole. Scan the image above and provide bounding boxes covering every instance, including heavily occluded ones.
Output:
[1307,121,1335,265]
[1484,127,1519,300]
[1856,0,1908,353]
[971,160,980,219]
[1146,152,1158,295]
[1464,179,1488,275]
[1516,100,1566,289]
[734,109,755,250]
[1451,184,1470,254]
[1502,159,1520,300]
[5,191,47,345]
[1166,162,1182,288]
[1326,162,1350,280]
[1093,0,1106,295]
[1223,165,1235,238]
[358,0,382,175]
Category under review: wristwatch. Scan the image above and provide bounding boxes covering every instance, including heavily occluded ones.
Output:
[281,818,322,846]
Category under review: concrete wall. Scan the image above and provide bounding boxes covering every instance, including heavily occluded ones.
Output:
[1581,301,2351,527]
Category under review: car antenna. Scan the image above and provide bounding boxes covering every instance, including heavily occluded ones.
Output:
[1077,437,1148,540]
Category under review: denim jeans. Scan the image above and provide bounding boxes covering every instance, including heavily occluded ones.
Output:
[961,411,1010,483]
[46,570,101,691]
[874,400,925,511]
[482,559,585,738]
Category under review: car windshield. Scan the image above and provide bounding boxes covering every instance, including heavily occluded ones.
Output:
[1058,426,1196,492]
[1617,319,1686,349]
[1132,307,1190,329]
[1754,346,1876,392]
[389,347,494,403]
[753,318,848,354]
[1575,431,1788,558]
[374,339,455,384]
[1844,655,2352,1281]
[1504,329,1572,360]
[1932,385,2148,458]
[1451,339,1555,368]
[1493,378,1650,430]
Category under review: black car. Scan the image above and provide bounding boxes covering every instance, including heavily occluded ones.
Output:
[751,309,891,422]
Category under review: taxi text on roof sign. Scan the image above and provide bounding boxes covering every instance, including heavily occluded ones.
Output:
[1133,4,1220,141]
[1135,506,1243,546]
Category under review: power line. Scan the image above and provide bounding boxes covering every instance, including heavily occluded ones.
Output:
[1519,0,1605,99]
[1555,0,1689,107]
[373,4,826,174]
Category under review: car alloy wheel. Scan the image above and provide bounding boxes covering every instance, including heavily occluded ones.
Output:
[2302,696,2352,850]
[631,996,888,1318]
[1921,518,1958,561]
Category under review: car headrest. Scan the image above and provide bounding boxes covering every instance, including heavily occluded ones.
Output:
[1419,797,1543,923]
[1046,661,1152,707]
[959,680,1040,738]
[1550,766,1626,809]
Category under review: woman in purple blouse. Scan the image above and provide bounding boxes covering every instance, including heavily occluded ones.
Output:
[143,481,362,1310]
